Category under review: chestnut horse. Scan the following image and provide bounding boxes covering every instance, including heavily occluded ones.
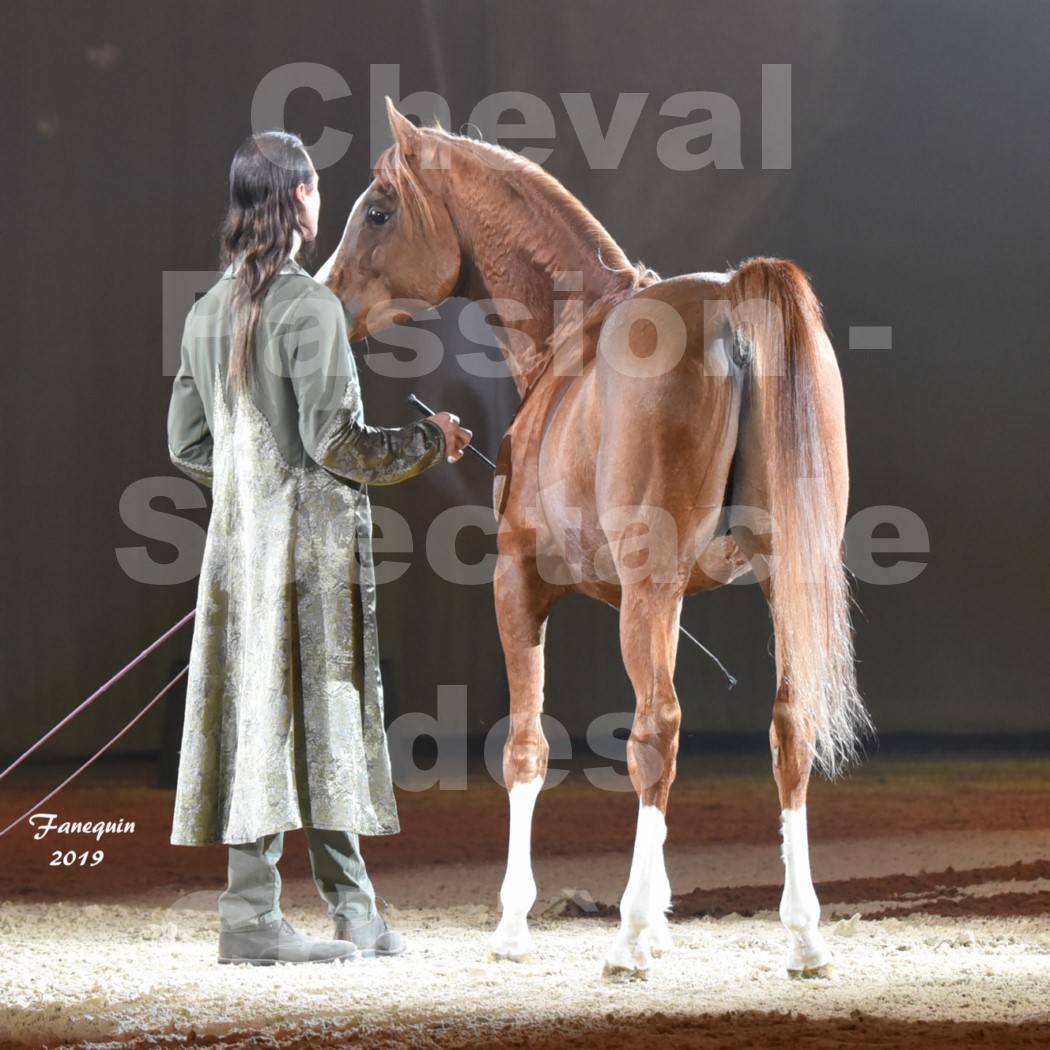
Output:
[320,100,870,979]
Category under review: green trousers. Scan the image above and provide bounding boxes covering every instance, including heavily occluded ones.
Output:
[218,828,378,932]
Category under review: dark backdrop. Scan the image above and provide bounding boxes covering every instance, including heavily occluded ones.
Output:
[2,0,1048,764]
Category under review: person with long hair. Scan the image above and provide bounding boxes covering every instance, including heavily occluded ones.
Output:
[167,130,471,965]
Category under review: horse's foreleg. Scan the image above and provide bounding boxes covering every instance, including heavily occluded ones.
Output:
[604,585,682,980]
[488,562,556,962]
[771,681,832,978]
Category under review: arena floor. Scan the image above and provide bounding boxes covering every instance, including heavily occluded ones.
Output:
[1,751,1048,1049]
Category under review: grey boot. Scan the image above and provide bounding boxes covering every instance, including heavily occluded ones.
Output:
[333,914,406,958]
[219,918,361,965]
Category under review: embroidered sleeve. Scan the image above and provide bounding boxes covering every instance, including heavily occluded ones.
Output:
[288,287,446,485]
[167,308,214,487]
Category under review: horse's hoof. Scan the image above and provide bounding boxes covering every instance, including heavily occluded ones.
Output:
[602,961,650,982]
[788,963,834,980]
[485,949,531,964]
[649,936,673,958]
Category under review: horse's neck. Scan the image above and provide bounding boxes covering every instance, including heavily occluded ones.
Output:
[459,266,546,393]
[452,163,637,396]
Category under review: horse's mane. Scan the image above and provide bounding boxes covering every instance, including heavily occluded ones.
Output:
[375,124,659,291]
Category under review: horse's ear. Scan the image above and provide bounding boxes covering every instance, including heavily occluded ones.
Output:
[385,96,450,171]
[386,97,422,158]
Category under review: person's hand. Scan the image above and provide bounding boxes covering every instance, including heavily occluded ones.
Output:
[428,412,473,464]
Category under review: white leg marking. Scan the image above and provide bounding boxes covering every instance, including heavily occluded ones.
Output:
[780,806,832,974]
[605,804,672,977]
[489,777,543,959]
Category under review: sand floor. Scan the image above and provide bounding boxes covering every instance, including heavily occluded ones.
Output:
[0,753,1048,1049]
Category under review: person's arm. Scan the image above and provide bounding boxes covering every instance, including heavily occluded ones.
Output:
[167,307,214,487]
[290,288,446,485]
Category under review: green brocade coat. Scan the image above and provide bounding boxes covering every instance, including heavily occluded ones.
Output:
[167,260,445,846]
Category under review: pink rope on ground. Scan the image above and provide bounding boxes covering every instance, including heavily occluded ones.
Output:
[0,609,195,783]
[0,663,190,840]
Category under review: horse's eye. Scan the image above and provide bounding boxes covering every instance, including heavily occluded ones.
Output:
[366,205,392,227]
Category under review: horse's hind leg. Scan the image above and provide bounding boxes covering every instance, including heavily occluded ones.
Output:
[604,583,682,980]
[771,677,832,978]
[735,538,832,978]
[488,560,557,962]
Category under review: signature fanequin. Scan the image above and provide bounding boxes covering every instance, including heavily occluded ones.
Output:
[28,812,136,841]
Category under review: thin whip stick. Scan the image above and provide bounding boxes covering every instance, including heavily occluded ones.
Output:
[0,610,196,784]
[0,664,190,839]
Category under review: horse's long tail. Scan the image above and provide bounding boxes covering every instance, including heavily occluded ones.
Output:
[726,258,871,776]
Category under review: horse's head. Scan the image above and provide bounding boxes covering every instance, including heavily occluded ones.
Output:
[320,99,462,341]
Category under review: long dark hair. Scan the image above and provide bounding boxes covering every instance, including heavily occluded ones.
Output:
[219,130,315,396]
